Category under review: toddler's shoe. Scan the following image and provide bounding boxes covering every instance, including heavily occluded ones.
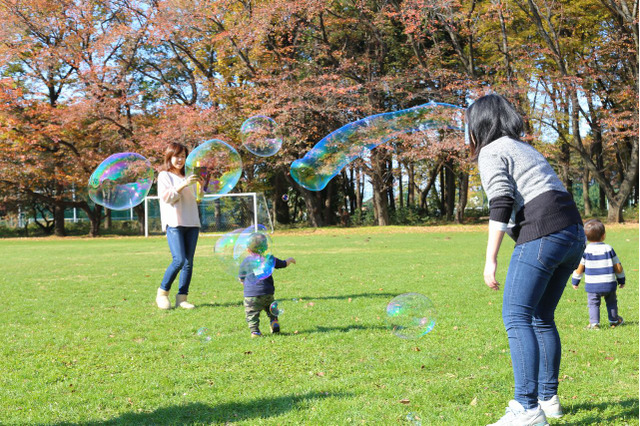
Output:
[610,316,624,327]
[586,323,600,330]
[251,331,262,338]
[270,318,280,333]
[538,395,563,418]
[487,400,549,426]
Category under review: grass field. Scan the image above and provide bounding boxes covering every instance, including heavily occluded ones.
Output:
[1,224,638,425]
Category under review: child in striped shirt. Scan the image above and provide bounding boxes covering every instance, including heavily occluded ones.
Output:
[572,219,626,329]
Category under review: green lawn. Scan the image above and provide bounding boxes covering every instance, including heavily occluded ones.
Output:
[1,225,638,425]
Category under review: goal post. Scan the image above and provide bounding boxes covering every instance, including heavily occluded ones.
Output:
[144,192,273,237]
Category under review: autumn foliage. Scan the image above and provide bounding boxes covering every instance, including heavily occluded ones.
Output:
[0,0,637,235]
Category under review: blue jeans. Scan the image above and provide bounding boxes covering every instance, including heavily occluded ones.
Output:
[160,226,199,295]
[502,224,585,409]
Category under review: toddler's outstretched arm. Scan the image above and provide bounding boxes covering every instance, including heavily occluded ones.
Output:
[286,257,296,266]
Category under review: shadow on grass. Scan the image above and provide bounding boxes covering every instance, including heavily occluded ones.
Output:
[53,391,347,425]
[560,398,639,425]
[197,292,397,309]
[274,324,388,336]
[287,292,398,301]
[198,301,244,308]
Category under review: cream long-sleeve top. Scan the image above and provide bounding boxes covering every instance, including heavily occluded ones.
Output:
[157,171,201,231]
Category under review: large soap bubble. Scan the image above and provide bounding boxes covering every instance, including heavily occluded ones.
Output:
[386,292,436,339]
[88,152,154,210]
[185,139,242,196]
[240,116,282,157]
[234,225,275,285]
[214,225,275,285]
[213,228,245,276]
[290,102,464,191]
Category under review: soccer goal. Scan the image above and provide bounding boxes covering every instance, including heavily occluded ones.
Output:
[144,192,273,237]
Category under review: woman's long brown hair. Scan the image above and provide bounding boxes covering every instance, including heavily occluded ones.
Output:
[163,142,189,176]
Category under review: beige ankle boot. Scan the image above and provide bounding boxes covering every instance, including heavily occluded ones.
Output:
[156,288,171,309]
[175,294,195,309]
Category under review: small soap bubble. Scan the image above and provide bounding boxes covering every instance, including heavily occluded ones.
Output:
[270,300,284,316]
[196,327,212,343]
[240,116,282,157]
[185,139,242,196]
[281,194,289,202]
[290,102,464,191]
[405,412,422,425]
[386,293,436,339]
[88,152,154,210]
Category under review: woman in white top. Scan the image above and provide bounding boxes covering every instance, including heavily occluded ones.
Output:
[155,142,203,310]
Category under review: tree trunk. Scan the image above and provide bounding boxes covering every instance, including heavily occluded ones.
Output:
[386,157,395,213]
[456,171,469,223]
[301,193,324,227]
[355,165,363,214]
[134,204,145,235]
[560,142,572,195]
[444,163,456,221]
[408,162,415,207]
[54,203,66,237]
[398,163,403,209]
[104,208,111,230]
[85,204,102,237]
[369,150,390,226]
[420,161,443,210]
[582,168,592,217]
[607,201,623,223]
[274,169,291,224]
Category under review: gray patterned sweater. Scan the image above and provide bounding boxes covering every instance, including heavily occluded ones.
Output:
[478,136,582,244]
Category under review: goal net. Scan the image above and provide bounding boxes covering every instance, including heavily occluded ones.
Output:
[144,192,273,237]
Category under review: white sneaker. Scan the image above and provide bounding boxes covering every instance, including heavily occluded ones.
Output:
[488,400,549,426]
[538,395,563,418]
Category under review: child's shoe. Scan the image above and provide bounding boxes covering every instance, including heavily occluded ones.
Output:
[538,395,563,418]
[487,400,549,426]
[586,323,600,330]
[610,316,624,327]
[251,331,262,338]
[270,318,280,333]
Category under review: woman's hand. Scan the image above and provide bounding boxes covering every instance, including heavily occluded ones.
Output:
[177,174,201,192]
[185,174,200,186]
[484,259,500,291]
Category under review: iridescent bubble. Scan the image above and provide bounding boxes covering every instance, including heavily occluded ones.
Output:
[88,152,154,210]
[213,228,245,276]
[240,116,283,157]
[405,412,422,425]
[282,194,289,202]
[270,300,284,316]
[196,327,212,343]
[185,139,242,196]
[235,226,275,285]
[290,102,464,191]
[386,293,436,339]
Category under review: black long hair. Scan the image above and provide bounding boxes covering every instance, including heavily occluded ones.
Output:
[466,94,525,161]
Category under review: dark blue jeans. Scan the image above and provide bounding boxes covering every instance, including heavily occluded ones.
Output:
[160,226,199,295]
[503,224,585,409]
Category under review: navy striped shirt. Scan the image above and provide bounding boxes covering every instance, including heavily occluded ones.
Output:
[572,242,625,293]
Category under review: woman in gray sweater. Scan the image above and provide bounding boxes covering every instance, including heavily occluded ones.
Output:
[467,94,585,426]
